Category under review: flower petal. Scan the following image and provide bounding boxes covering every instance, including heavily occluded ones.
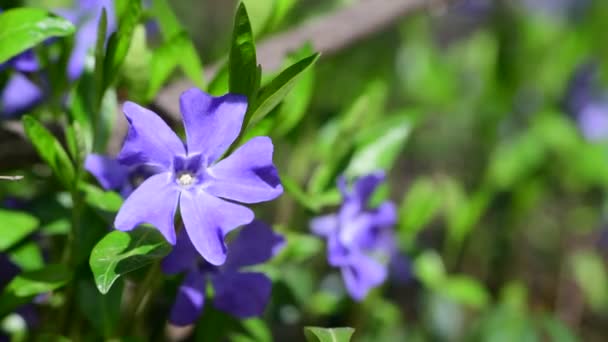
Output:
[353,171,385,205]
[310,214,338,237]
[341,252,387,301]
[1,74,43,118]
[161,230,200,275]
[117,102,185,168]
[169,270,206,326]
[180,89,247,162]
[84,154,130,192]
[114,172,179,244]
[223,220,285,270]
[206,136,283,203]
[67,17,97,80]
[211,271,271,318]
[180,190,254,266]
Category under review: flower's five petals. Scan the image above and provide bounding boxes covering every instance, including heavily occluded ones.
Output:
[118,102,185,168]
[179,89,247,162]
[169,271,206,326]
[114,173,179,244]
[211,272,271,318]
[180,190,254,266]
[207,137,283,203]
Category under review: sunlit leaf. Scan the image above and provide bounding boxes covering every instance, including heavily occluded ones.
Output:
[0,8,74,64]
[89,227,171,294]
[0,209,38,252]
[304,327,355,342]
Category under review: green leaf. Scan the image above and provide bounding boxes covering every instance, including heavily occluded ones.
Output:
[345,112,414,178]
[147,31,204,100]
[0,209,39,252]
[9,242,44,271]
[229,2,259,98]
[0,8,75,64]
[22,115,75,189]
[80,183,123,213]
[439,275,490,309]
[3,264,72,297]
[103,0,142,90]
[150,0,183,38]
[90,227,172,294]
[274,231,323,263]
[398,177,442,246]
[94,8,108,107]
[249,53,320,125]
[413,250,445,289]
[304,327,355,342]
[274,45,316,135]
[570,250,608,311]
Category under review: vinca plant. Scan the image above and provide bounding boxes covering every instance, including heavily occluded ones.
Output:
[1,0,608,341]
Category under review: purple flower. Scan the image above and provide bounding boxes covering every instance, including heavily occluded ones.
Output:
[1,73,44,118]
[311,172,398,300]
[162,220,284,325]
[54,0,116,80]
[85,154,159,197]
[113,88,283,265]
[565,63,608,141]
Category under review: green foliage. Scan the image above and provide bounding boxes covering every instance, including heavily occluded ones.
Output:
[103,0,142,91]
[22,115,76,190]
[229,2,259,99]
[4,264,71,297]
[0,7,75,64]
[89,227,171,294]
[304,327,355,342]
[0,209,39,252]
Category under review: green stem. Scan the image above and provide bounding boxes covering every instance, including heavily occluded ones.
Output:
[119,262,162,337]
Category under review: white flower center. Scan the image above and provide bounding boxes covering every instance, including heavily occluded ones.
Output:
[177,172,196,186]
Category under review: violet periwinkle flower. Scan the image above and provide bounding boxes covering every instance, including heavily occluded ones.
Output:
[0,50,44,118]
[311,172,398,301]
[113,88,283,265]
[55,0,116,80]
[565,62,608,142]
[162,220,284,325]
[85,154,159,197]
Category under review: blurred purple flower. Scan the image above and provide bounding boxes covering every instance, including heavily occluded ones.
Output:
[565,62,608,142]
[85,154,160,197]
[311,172,398,301]
[113,88,283,265]
[54,0,117,80]
[162,220,284,325]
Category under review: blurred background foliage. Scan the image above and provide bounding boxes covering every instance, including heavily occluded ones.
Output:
[2,0,608,341]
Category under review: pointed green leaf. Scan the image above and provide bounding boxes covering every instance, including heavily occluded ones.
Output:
[103,0,142,90]
[0,8,75,63]
[151,0,183,38]
[345,112,414,178]
[90,227,171,294]
[229,2,258,98]
[22,115,75,189]
[304,327,355,342]
[4,264,72,297]
[398,177,442,246]
[0,209,39,252]
[249,53,319,125]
